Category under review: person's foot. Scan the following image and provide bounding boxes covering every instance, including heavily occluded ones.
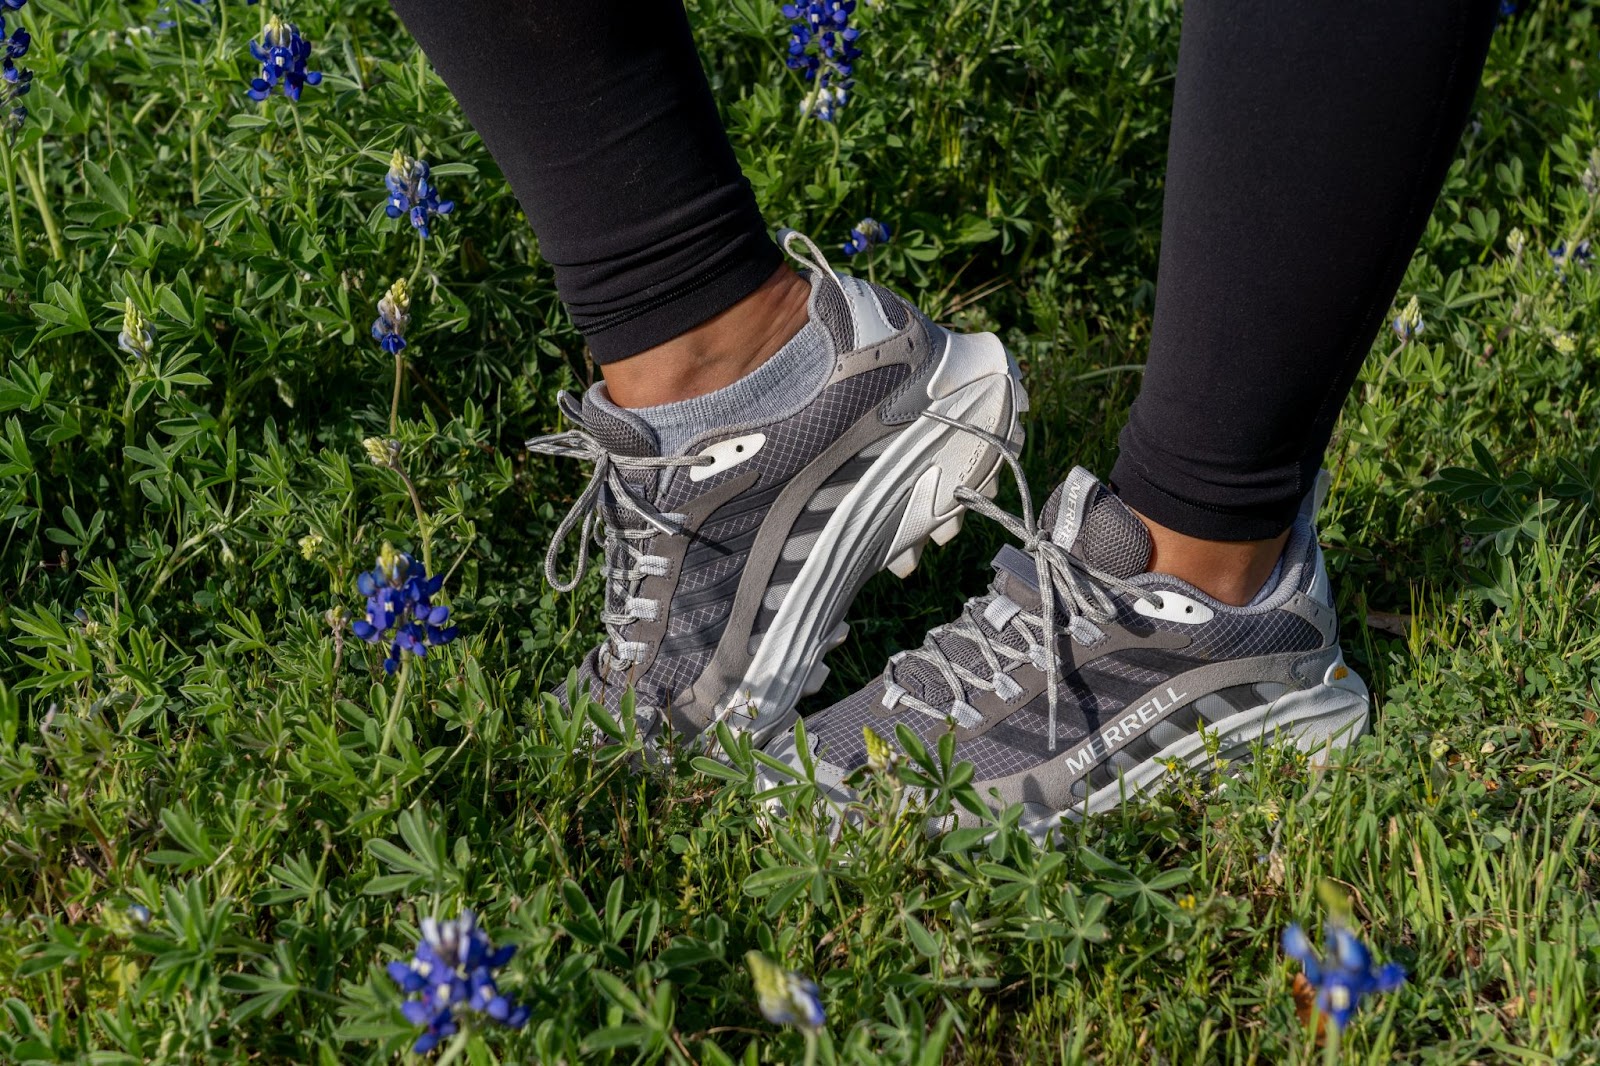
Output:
[528,232,1027,747]
[762,462,1370,838]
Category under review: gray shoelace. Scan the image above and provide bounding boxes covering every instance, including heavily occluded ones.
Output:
[526,423,709,670]
[887,415,1162,751]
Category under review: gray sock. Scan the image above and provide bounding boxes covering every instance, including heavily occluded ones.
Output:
[1245,553,1287,607]
[600,316,833,456]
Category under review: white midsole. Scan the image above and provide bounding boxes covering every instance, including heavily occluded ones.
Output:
[725,331,1025,746]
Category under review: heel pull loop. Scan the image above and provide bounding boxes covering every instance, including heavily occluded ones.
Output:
[779,228,838,281]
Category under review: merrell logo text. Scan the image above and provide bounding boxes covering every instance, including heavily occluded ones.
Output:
[1063,686,1188,776]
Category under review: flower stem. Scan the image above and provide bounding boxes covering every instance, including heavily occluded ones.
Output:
[396,467,433,576]
[372,655,411,780]
[291,106,314,222]
[433,1030,470,1066]
[0,135,25,271]
[215,0,230,64]
[174,9,201,205]
[803,1029,819,1066]
[390,351,405,436]
[17,150,62,262]
[408,231,427,288]
[120,367,138,534]
[390,242,427,435]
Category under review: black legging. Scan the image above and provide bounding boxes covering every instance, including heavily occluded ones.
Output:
[390,0,1499,542]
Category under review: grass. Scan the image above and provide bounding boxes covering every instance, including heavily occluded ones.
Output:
[1,0,1599,1061]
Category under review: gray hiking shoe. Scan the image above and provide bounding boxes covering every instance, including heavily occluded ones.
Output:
[762,459,1370,837]
[527,232,1027,747]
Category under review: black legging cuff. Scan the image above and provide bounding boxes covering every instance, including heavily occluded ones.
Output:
[572,223,782,364]
[1110,441,1311,543]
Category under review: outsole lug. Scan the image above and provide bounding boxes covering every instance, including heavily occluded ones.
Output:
[801,661,830,696]
[886,545,922,578]
[929,514,963,545]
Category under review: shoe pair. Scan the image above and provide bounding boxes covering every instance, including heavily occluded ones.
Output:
[528,233,1370,831]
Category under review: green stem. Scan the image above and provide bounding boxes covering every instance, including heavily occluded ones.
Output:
[120,372,137,534]
[372,655,412,779]
[391,241,427,434]
[771,78,825,213]
[803,1029,819,1066]
[215,0,230,65]
[408,233,427,288]
[174,10,200,205]
[397,467,433,576]
[390,351,405,436]
[0,135,24,271]
[17,151,61,262]
[189,123,202,207]
[433,1028,470,1066]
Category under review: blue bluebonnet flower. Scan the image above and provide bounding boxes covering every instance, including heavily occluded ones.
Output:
[387,911,529,1054]
[783,1,861,122]
[1391,295,1424,342]
[1282,922,1405,1030]
[352,543,458,674]
[247,16,322,102]
[371,278,410,355]
[1496,0,1517,19]
[155,0,206,32]
[127,903,152,925]
[385,150,455,237]
[1550,239,1593,278]
[745,951,825,1030]
[842,217,891,257]
[0,4,32,133]
[118,299,155,359]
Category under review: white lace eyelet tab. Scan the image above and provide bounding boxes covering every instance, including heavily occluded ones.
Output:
[983,595,1022,632]
[609,640,650,665]
[992,672,1023,702]
[1068,617,1105,646]
[882,682,907,710]
[624,597,659,621]
[948,701,982,729]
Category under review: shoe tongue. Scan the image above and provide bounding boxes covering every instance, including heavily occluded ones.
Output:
[559,387,663,532]
[564,386,659,458]
[1036,467,1151,580]
[895,469,1152,708]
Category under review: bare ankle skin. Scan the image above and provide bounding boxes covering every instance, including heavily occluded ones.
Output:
[600,266,812,408]
[1131,509,1290,607]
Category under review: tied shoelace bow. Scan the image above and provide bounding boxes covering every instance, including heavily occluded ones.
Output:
[526,412,710,672]
[888,416,1164,752]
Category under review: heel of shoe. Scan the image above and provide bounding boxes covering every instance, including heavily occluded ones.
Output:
[1241,652,1371,761]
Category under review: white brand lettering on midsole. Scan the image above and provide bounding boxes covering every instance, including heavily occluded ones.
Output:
[1063,686,1188,776]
